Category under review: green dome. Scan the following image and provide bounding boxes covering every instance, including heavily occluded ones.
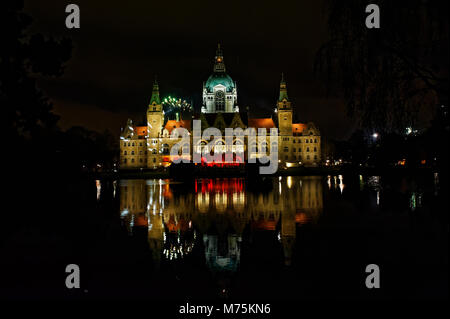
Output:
[205,73,235,92]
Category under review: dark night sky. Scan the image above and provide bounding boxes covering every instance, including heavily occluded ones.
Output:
[24,0,354,140]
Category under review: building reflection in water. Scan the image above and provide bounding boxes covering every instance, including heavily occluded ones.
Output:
[119,176,323,271]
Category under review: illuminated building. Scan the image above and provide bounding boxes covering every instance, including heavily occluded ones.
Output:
[119,45,321,170]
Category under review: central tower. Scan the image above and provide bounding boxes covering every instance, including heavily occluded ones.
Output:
[202,44,238,113]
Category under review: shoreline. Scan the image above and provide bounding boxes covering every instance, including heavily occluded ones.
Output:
[90,165,437,180]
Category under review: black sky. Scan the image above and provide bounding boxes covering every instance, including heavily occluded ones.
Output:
[24,0,354,140]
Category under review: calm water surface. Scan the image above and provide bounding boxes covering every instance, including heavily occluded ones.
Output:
[90,174,447,300]
[1,173,447,300]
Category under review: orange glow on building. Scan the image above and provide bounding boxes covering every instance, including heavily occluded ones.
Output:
[164,120,192,133]
[247,118,275,129]
[135,126,147,137]
[292,123,306,134]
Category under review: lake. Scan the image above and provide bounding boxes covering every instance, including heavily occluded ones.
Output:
[1,173,447,301]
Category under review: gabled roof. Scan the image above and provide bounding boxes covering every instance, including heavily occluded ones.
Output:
[248,118,275,129]
[194,112,249,128]
[135,126,147,136]
[164,120,192,133]
[292,123,306,134]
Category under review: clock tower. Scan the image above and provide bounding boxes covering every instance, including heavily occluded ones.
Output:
[277,73,292,136]
[147,79,163,138]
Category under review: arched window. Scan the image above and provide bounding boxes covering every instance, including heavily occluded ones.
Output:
[162,144,170,155]
[271,142,278,152]
[314,147,317,152]
[306,147,310,152]
[215,90,225,111]
[260,142,268,153]
[124,151,127,155]
[284,146,289,152]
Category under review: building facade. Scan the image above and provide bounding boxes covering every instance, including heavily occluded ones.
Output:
[120,45,321,170]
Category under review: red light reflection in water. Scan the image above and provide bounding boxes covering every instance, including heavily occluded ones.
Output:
[195,178,245,194]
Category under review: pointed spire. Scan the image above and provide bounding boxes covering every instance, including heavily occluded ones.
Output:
[150,76,161,105]
[278,72,289,102]
[213,43,226,73]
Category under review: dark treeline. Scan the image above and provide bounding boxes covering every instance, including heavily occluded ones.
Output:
[2,1,117,177]
[322,102,449,180]
[1,1,117,246]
